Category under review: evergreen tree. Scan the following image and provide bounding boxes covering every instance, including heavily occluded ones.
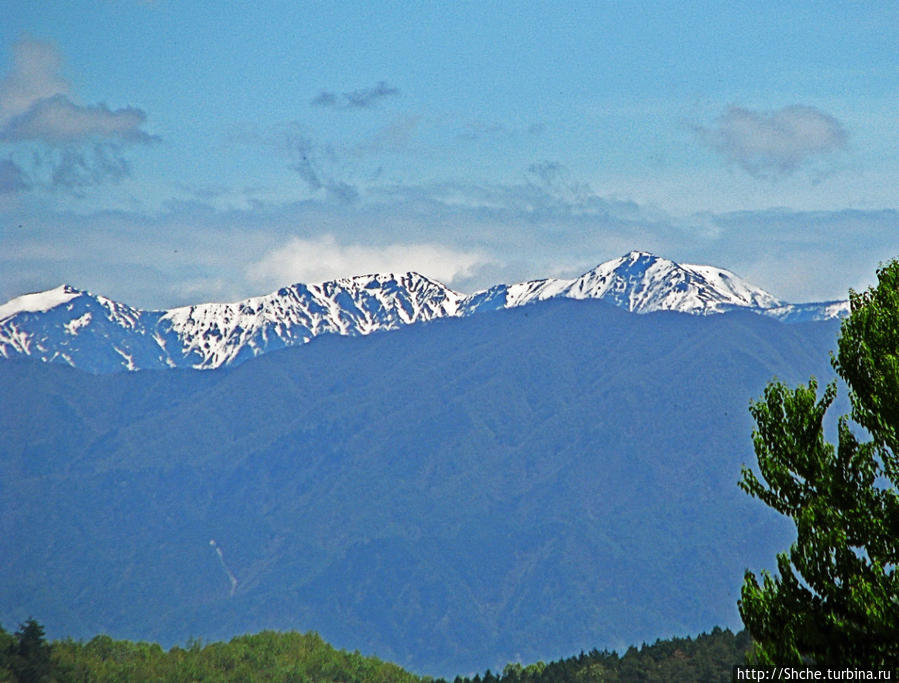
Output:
[9,619,53,683]
[739,258,899,667]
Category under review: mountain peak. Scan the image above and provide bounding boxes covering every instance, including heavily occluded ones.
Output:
[582,251,672,280]
[0,284,84,321]
[553,251,779,314]
[326,270,459,293]
[622,249,657,262]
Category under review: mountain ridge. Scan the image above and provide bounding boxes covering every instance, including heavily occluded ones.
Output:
[0,296,844,675]
[0,250,849,372]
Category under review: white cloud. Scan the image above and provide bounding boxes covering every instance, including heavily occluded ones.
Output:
[0,158,29,194]
[0,38,154,143]
[246,234,491,289]
[0,38,69,127]
[0,38,155,193]
[1,94,153,144]
[354,115,421,155]
[701,105,848,177]
[310,81,400,109]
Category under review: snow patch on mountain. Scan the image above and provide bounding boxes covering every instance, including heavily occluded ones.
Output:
[64,312,93,336]
[764,299,851,323]
[0,284,81,320]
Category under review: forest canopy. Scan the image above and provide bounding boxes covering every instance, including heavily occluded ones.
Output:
[0,620,749,683]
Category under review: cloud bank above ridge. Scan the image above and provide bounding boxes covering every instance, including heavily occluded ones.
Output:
[246,235,491,291]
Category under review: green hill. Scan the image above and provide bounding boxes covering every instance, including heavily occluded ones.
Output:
[1,620,426,683]
[1,620,750,682]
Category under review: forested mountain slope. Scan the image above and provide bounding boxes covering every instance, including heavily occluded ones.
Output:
[0,299,842,675]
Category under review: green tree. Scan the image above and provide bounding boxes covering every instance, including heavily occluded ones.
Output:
[739,258,899,667]
[0,624,16,682]
[7,619,53,683]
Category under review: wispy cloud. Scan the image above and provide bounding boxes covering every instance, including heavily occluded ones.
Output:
[238,122,370,204]
[282,131,323,192]
[246,234,490,289]
[706,208,898,301]
[698,105,848,178]
[48,144,131,190]
[457,120,505,141]
[372,164,641,223]
[310,80,400,110]
[354,116,420,155]
[525,161,594,206]
[308,90,337,108]
[0,38,69,127]
[0,94,155,144]
[0,158,29,194]
[0,37,156,193]
[282,130,359,204]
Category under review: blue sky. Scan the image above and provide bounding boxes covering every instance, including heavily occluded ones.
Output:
[1,1,896,308]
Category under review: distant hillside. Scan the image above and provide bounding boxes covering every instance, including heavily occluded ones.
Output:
[0,299,843,675]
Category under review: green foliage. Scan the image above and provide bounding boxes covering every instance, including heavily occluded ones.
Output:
[45,628,425,683]
[740,258,899,667]
[0,625,15,683]
[0,618,55,683]
[457,627,751,683]
[1,620,749,682]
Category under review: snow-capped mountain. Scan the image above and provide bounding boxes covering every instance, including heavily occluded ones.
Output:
[0,285,170,373]
[159,271,465,369]
[0,272,464,372]
[0,251,848,372]
[464,250,788,315]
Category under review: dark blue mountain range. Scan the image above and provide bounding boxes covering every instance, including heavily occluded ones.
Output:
[0,298,844,675]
